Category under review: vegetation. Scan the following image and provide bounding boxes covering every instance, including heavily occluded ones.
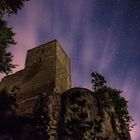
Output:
[0,90,17,117]
[0,90,49,140]
[0,0,29,15]
[0,72,134,139]
[91,72,106,91]
[32,92,49,139]
[0,0,29,75]
[91,72,134,131]
[0,19,16,75]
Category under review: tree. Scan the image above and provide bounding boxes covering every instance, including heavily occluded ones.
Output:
[107,88,135,131]
[32,92,49,139]
[0,90,17,117]
[91,72,134,132]
[0,19,16,75]
[0,0,29,75]
[91,72,106,91]
[0,0,29,15]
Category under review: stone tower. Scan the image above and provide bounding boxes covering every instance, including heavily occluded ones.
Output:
[25,39,71,93]
[0,40,71,114]
[0,40,131,140]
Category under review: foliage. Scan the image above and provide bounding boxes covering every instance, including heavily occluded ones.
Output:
[32,93,49,139]
[91,72,134,131]
[91,72,106,91]
[0,0,29,75]
[0,90,16,139]
[0,90,17,116]
[62,93,104,139]
[106,88,135,131]
[0,19,16,75]
[0,0,29,16]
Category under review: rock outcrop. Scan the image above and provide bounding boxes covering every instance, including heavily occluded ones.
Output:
[0,40,131,140]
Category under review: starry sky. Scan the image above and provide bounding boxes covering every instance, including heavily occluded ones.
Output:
[0,0,140,139]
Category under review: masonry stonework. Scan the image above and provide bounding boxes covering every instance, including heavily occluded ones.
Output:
[0,40,131,140]
[0,40,71,114]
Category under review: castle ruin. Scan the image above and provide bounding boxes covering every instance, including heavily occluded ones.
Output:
[0,40,131,140]
[0,40,71,114]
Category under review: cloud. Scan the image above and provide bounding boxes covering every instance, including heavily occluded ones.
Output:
[0,1,139,139]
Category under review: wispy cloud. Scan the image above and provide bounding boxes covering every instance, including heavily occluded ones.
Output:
[0,1,139,139]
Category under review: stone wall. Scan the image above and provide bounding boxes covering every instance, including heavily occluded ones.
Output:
[0,40,71,114]
[0,40,131,140]
[59,88,131,140]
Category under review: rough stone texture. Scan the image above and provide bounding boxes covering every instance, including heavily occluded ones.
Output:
[60,88,98,140]
[0,40,71,114]
[0,40,131,140]
[59,88,131,140]
[33,91,61,140]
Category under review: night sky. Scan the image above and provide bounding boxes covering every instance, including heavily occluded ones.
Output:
[0,0,140,139]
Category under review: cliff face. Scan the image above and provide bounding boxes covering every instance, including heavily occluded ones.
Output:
[0,40,131,140]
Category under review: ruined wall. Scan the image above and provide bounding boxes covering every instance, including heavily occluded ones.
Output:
[0,40,71,114]
[59,88,131,140]
[0,40,131,140]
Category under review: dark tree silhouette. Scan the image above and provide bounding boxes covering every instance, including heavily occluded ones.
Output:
[0,90,16,117]
[91,72,106,91]
[0,0,29,15]
[0,0,29,75]
[32,92,49,139]
[0,19,16,75]
[91,71,135,132]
